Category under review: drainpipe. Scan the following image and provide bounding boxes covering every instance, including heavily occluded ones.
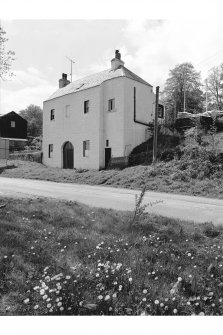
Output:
[133,87,150,126]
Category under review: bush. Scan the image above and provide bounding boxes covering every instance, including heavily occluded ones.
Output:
[128,134,180,166]
[203,225,221,238]
[171,171,190,182]
[160,149,175,162]
[175,145,223,179]
[24,137,42,151]
[128,152,153,166]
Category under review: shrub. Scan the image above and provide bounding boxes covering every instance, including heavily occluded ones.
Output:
[128,134,180,166]
[174,145,223,179]
[203,226,221,238]
[160,149,175,162]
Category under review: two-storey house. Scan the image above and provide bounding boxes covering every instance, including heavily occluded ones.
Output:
[43,50,155,169]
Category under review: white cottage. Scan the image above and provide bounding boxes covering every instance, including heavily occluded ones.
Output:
[43,50,155,170]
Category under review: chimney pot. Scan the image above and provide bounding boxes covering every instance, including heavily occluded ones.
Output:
[59,73,70,88]
[115,50,121,60]
[111,50,124,71]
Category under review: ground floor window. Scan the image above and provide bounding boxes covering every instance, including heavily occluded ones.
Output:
[83,140,90,157]
[48,144,53,158]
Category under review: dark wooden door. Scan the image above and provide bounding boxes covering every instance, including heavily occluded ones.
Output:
[63,142,74,169]
[105,148,111,169]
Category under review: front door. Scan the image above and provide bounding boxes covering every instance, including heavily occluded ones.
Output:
[63,141,74,169]
[105,148,111,169]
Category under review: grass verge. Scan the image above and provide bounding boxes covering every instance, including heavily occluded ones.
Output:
[0,196,223,316]
[1,159,223,199]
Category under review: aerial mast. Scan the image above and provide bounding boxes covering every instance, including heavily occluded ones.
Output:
[66,56,75,82]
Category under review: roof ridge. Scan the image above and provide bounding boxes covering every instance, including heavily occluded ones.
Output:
[45,66,152,101]
[122,66,152,87]
[68,68,109,86]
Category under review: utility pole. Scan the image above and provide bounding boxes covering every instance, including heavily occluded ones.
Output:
[66,56,75,82]
[183,69,186,113]
[205,79,208,112]
[153,86,159,164]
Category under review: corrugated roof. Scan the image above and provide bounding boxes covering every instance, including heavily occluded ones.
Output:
[45,66,152,101]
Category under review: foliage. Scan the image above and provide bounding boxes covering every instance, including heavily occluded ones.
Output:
[129,134,180,165]
[162,62,204,117]
[129,186,162,228]
[130,186,147,227]
[205,65,223,110]
[208,118,219,153]
[172,144,223,180]
[194,118,205,145]
[19,105,43,137]
[0,25,15,79]
[24,136,42,151]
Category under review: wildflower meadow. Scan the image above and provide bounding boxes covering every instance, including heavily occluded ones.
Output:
[0,196,223,316]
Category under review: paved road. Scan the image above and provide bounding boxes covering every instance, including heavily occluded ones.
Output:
[0,177,223,225]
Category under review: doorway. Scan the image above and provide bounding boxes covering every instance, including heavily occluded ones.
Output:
[63,141,74,169]
[105,148,111,169]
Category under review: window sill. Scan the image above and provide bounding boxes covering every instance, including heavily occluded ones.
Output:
[107,108,117,113]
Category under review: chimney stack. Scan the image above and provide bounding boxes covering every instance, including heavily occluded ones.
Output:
[111,50,125,71]
[59,73,70,88]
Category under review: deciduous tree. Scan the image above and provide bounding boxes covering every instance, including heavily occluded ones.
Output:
[205,65,223,110]
[162,62,204,120]
[19,104,43,137]
[0,24,15,79]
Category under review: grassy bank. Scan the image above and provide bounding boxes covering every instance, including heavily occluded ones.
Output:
[1,157,223,199]
[0,196,223,316]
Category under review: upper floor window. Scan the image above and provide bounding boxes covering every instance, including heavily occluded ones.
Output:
[11,121,15,128]
[50,109,55,121]
[84,100,89,114]
[108,99,115,112]
[83,140,90,157]
[106,139,109,147]
[65,105,70,118]
[48,144,53,158]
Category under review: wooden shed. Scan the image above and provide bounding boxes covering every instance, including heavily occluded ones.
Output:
[0,111,27,139]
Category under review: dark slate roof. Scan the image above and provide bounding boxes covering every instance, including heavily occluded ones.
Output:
[45,66,152,101]
[0,111,27,122]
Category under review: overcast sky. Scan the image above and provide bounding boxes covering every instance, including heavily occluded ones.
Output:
[1,19,223,114]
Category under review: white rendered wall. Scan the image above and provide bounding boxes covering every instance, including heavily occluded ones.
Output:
[43,86,101,169]
[123,78,155,155]
[98,77,125,169]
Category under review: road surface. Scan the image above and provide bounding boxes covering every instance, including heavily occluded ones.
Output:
[0,177,223,225]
